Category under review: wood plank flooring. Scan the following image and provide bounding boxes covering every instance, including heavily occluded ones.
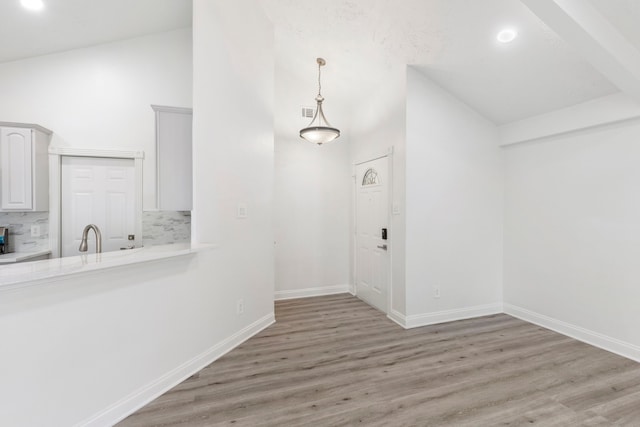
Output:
[119,294,640,426]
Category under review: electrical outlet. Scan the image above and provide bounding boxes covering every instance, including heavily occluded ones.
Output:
[237,203,248,219]
[433,285,441,299]
[236,299,244,315]
[31,224,40,237]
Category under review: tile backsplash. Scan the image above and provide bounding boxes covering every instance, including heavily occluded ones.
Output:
[142,211,191,246]
[0,210,191,253]
[0,212,49,252]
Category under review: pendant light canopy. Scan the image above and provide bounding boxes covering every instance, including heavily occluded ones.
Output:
[300,58,340,145]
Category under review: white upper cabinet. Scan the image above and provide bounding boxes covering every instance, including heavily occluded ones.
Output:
[0,124,51,212]
[152,105,192,211]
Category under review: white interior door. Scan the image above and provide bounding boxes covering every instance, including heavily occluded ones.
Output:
[355,157,389,313]
[61,156,136,256]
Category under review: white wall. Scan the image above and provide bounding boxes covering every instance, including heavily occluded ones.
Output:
[350,62,407,316]
[0,29,192,209]
[0,251,273,427]
[273,30,352,299]
[0,1,276,424]
[192,0,274,326]
[504,120,640,360]
[404,67,503,323]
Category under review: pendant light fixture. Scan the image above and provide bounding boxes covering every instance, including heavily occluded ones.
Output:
[300,58,340,145]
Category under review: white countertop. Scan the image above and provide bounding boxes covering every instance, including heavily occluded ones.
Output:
[0,243,216,291]
[0,250,51,264]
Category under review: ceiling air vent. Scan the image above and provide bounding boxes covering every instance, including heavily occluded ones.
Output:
[301,106,315,119]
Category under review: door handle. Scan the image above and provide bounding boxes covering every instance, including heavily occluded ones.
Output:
[377,244,388,250]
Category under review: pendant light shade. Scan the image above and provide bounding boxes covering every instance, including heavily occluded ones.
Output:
[300,58,340,145]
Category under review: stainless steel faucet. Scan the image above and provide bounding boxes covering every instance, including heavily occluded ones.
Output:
[79,224,102,253]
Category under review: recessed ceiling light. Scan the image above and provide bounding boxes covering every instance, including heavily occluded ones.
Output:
[497,28,518,43]
[20,0,45,11]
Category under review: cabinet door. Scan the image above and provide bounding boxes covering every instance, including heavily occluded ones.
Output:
[0,128,33,210]
[153,106,192,211]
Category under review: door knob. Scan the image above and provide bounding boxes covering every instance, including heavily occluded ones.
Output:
[377,244,388,250]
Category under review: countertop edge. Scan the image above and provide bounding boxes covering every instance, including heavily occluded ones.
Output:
[0,243,217,292]
[0,250,52,264]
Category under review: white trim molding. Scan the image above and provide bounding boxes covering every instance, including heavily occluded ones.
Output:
[504,303,640,364]
[498,93,640,146]
[404,303,503,329]
[0,121,52,135]
[354,146,394,166]
[49,146,144,159]
[275,285,352,301]
[76,312,275,427]
[387,309,408,329]
[151,104,193,115]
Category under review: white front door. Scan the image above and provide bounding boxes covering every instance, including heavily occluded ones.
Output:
[355,157,390,313]
[61,156,136,256]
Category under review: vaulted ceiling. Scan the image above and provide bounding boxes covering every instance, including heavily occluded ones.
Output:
[260,0,640,125]
[0,0,191,63]
[2,0,639,126]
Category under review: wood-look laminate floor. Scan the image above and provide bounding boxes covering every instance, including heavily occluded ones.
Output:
[119,295,640,426]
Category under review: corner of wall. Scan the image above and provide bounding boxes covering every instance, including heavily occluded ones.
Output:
[79,312,275,426]
[404,63,503,320]
[504,303,640,363]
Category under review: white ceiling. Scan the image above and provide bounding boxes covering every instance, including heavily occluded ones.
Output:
[260,0,628,125]
[0,0,191,63]
[589,0,640,50]
[2,0,640,126]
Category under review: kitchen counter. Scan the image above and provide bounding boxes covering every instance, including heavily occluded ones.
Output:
[0,250,51,264]
[0,243,216,291]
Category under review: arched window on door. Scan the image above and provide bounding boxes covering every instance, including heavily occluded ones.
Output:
[362,168,380,186]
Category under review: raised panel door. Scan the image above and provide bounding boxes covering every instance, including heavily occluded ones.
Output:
[61,156,136,256]
[0,127,33,210]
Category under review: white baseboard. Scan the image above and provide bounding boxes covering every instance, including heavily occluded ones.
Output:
[77,313,275,427]
[387,309,408,328]
[275,284,352,300]
[405,303,503,329]
[504,303,640,363]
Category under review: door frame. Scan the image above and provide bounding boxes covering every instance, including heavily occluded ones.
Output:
[49,147,144,258]
[353,147,394,315]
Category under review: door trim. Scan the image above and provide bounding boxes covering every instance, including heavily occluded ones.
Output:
[354,146,393,166]
[49,147,144,258]
[352,149,394,315]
